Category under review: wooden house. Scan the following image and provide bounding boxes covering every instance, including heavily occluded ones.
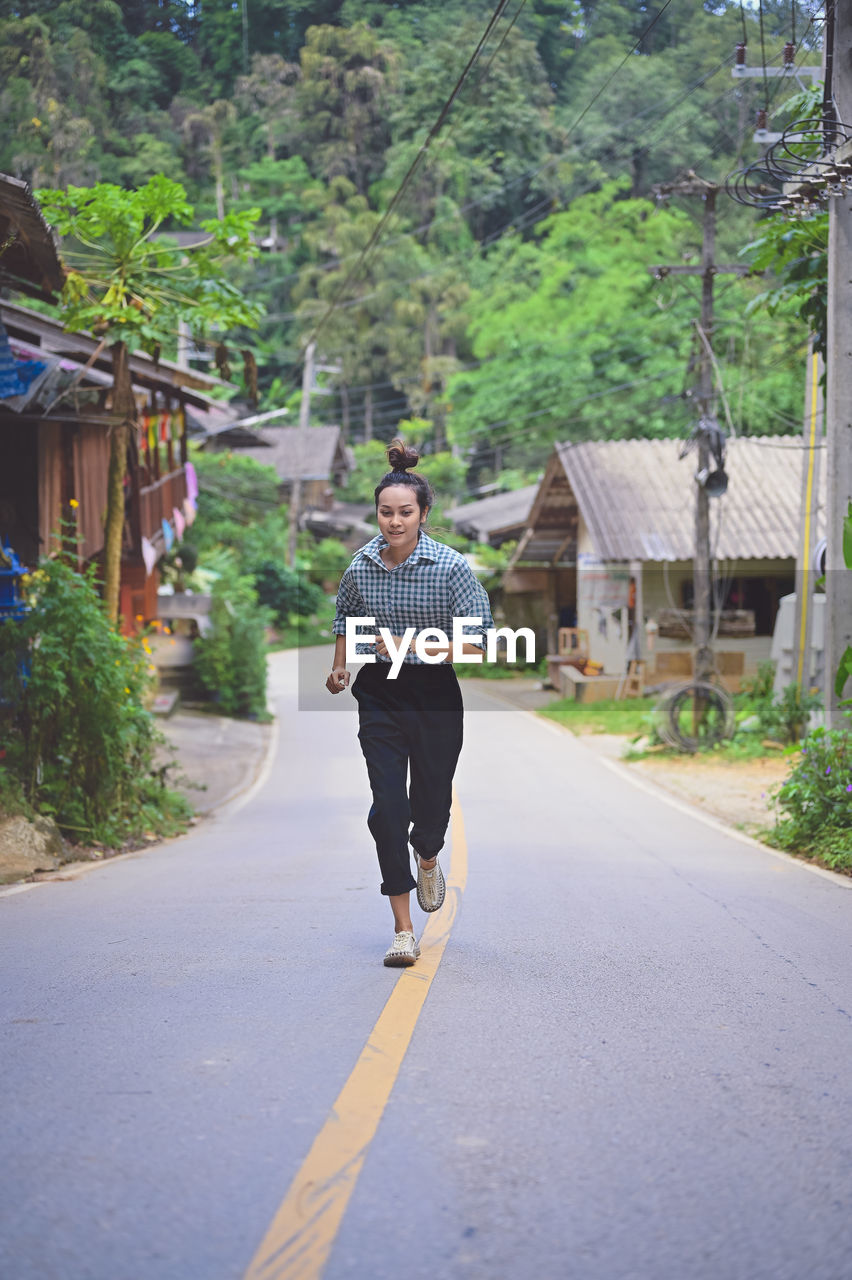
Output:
[0,172,236,628]
[445,484,538,547]
[505,438,825,688]
[200,423,352,511]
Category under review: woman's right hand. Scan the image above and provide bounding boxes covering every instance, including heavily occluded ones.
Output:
[326,666,351,694]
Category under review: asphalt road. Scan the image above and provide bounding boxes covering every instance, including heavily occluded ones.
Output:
[2,648,852,1280]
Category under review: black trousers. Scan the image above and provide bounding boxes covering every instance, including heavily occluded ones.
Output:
[351,662,464,897]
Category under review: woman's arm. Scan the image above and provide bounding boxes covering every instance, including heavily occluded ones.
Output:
[326,633,351,693]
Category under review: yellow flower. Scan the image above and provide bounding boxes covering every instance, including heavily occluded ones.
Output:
[69,498,79,509]
[31,117,42,128]
[125,687,130,694]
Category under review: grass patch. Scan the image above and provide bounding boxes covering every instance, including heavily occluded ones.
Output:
[538,696,654,736]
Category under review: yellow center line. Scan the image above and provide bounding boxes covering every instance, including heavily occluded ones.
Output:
[243,793,469,1280]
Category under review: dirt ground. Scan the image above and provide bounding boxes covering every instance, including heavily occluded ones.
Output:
[578,733,792,836]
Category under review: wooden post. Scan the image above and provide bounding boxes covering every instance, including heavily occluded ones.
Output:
[288,340,315,568]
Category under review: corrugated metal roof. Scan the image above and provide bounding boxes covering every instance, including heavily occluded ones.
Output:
[554,437,825,562]
[0,174,65,301]
[206,424,347,483]
[0,299,234,409]
[445,484,537,538]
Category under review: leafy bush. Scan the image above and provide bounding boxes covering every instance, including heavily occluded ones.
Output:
[771,727,852,872]
[736,661,821,744]
[297,536,350,586]
[193,566,270,717]
[190,449,288,566]
[0,558,190,845]
[251,559,325,624]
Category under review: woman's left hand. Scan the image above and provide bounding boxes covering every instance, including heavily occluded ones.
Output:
[375,634,410,659]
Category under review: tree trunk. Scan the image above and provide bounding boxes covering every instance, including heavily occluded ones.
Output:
[364,385,373,442]
[341,382,350,439]
[103,341,135,626]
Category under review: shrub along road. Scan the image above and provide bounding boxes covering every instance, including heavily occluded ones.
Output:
[1,649,852,1280]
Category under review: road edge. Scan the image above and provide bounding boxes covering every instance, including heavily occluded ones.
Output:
[475,683,852,891]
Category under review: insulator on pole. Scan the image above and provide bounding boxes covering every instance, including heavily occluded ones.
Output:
[783,41,796,65]
[756,108,768,130]
[735,42,747,66]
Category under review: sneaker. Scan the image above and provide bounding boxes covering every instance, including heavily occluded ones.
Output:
[383,930,420,967]
[415,853,446,913]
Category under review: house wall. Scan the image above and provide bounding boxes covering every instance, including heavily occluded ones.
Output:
[74,424,110,561]
[641,557,794,674]
[573,527,794,676]
[500,566,576,655]
[37,421,62,558]
[0,417,39,565]
[576,518,631,673]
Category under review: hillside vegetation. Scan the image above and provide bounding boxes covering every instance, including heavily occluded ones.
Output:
[0,0,818,487]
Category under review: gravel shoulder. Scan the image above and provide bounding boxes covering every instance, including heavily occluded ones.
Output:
[575,732,791,836]
[462,677,792,839]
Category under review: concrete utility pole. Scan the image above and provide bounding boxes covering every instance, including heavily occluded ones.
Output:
[694,184,718,685]
[825,0,852,727]
[650,176,751,685]
[792,344,825,695]
[288,340,315,568]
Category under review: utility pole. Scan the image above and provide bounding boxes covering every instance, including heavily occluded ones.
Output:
[792,343,825,695]
[288,340,315,568]
[650,176,751,685]
[694,183,717,685]
[825,0,852,727]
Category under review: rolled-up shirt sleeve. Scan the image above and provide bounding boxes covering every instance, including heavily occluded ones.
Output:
[332,568,365,636]
[448,561,494,650]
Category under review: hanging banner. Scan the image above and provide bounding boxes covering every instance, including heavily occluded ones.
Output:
[141,535,157,577]
[183,496,196,527]
[185,461,199,503]
[173,506,186,540]
[161,518,174,552]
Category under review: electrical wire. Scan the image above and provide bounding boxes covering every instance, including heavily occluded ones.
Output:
[244,8,820,454]
[299,0,514,360]
[563,0,675,136]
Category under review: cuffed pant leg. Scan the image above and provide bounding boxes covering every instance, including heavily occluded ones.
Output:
[354,674,417,897]
[407,675,464,860]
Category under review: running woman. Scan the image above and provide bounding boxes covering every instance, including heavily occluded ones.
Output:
[326,439,494,967]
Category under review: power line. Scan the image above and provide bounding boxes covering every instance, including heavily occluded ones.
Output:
[299,0,515,362]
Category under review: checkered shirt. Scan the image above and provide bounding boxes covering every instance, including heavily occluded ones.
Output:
[332,530,495,665]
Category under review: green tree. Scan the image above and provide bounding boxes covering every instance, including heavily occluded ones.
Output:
[36,176,262,623]
[447,181,805,473]
[293,22,397,197]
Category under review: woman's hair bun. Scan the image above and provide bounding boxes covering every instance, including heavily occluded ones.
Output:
[387,437,419,473]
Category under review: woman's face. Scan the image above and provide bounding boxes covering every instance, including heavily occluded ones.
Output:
[376,485,426,552]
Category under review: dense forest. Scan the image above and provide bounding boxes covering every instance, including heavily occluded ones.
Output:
[0,1,822,490]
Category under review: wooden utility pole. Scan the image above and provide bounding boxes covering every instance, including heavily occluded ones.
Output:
[288,340,315,568]
[650,176,751,684]
[825,0,852,726]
